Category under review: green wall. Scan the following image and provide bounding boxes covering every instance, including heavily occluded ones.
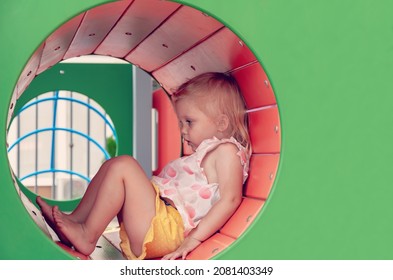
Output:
[15,63,133,156]
[14,63,133,211]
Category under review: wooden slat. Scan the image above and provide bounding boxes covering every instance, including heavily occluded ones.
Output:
[186,233,235,260]
[248,106,281,153]
[63,1,130,59]
[126,5,223,72]
[232,62,277,109]
[244,154,280,200]
[37,14,84,74]
[153,27,257,94]
[220,197,265,239]
[95,0,180,58]
[7,88,18,127]
[89,235,125,260]
[16,43,44,98]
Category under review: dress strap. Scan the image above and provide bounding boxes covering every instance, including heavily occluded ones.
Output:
[195,137,250,183]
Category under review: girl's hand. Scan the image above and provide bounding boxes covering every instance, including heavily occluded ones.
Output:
[161,236,201,260]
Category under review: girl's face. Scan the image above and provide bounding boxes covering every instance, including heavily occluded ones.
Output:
[174,98,219,152]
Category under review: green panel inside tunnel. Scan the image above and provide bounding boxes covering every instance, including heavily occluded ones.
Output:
[12,62,133,212]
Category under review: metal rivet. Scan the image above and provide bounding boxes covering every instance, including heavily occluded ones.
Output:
[269,173,274,180]
[274,125,279,133]
[264,80,269,87]
[239,40,244,47]
[60,70,65,75]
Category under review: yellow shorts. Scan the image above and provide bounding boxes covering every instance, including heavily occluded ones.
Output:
[119,183,184,260]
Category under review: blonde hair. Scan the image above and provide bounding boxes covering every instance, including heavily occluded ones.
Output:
[172,72,251,154]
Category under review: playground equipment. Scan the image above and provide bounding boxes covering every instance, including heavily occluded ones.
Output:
[1,0,393,260]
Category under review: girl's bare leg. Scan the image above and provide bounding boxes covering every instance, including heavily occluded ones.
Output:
[66,157,114,222]
[52,155,156,256]
[36,158,115,244]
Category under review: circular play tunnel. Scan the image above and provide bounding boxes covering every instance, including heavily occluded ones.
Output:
[6,0,280,259]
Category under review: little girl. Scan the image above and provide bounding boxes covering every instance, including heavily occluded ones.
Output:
[36,72,251,260]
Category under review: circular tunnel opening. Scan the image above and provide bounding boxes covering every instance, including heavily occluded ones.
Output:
[7,90,118,201]
[6,0,281,260]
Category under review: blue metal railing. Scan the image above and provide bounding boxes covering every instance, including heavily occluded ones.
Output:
[7,91,116,199]
[19,169,91,183]
[7,127,110,159]
[16,96,117,141]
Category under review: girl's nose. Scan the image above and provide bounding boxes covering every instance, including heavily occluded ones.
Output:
[180,126,187,136]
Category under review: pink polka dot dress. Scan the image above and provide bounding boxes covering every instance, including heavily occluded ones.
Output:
[151,137,249,235]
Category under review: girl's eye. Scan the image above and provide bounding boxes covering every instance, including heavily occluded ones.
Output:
[186,120,192,126]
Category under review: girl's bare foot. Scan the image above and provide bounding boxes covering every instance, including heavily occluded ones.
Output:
[52,205,96,256]
[36,196,72,246]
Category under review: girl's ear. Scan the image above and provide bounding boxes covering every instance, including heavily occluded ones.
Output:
[217,114,229,132]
